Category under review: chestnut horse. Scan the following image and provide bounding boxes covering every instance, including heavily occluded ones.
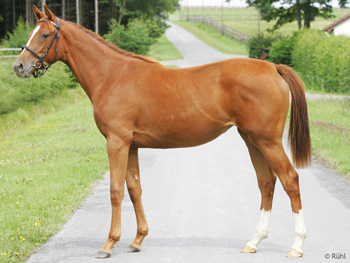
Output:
[13,6,311,259]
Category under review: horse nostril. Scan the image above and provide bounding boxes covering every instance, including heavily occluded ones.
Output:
[15,61,24,73]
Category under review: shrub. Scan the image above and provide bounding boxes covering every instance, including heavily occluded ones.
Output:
[104,18,165,55]
[269,33,298,65]
[1,17,34,52]
[247,34,276,59]
[292,30,350,93]
[0,61,74,114]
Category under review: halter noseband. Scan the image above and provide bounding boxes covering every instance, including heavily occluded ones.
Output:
[22,18,60,78]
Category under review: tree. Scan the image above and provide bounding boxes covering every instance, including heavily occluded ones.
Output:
[245,0,349,31]
[0,0,179,40]
[100,0,178,26]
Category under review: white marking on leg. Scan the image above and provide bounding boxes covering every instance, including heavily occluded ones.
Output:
[291,209,307,253]
[21,25,41,55]
[246,209,271,250]
[134,175,139,180]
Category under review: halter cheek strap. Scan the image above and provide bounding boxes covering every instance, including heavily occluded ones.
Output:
[22,18,60,78]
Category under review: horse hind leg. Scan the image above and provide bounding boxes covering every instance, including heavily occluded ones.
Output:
[238,129,276,254]
[126,148,149,252]
[250,134,307,257]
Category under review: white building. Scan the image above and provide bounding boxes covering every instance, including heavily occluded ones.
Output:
[323,13,350,37]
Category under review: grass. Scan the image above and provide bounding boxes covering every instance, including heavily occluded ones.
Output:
[307,99,350,177]
[0,88,108,262]
[224,16,347,37]
[172,21,248,55]
[146,34,183,61]
[172,7,350,37]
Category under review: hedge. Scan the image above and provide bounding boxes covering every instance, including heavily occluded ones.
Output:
[104,18,165,55]
[0,61,75,114]
[292,30,350,93]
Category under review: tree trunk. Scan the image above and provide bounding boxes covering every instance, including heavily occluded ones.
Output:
[118,0,126,25]
[62,0,66,20]
[296,0,302,29]
[95,0,99,34]
[42,0,46,12]
[303,0,312,28]
[76,0,80,25]
[26,0,29,23]
[12,0,15,27]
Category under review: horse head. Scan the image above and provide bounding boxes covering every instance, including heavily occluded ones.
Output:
[13,5,62,78]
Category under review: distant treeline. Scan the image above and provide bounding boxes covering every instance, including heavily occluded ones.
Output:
[1,0,97,40]
[0,0,179,41]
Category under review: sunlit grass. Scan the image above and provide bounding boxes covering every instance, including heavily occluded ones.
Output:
[172,7,350,36]
[224,17,345,37]
[307,99,350,177]
[0,88,108,262]
[147,34,183,61]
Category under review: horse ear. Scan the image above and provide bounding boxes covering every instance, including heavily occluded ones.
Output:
[33,5,45,21]
[44,5,58,24]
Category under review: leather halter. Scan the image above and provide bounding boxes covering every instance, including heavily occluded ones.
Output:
[22,18,60,78]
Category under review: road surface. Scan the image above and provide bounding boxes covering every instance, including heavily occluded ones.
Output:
[26,22,350,263]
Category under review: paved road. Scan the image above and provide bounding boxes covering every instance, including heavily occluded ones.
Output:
[26,23,350,263]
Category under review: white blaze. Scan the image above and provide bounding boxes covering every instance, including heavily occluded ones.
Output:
[21,25,41,55]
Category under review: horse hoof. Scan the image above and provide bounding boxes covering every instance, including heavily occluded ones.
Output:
[95,250,111,259]
[241,245,257,253]
[287,249,303,258]
[128,244,141,253]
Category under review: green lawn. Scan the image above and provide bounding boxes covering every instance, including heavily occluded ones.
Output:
[172,7,350,37]
[224,18,344,37]
[0,88,108,262]
[307,99,350,177]
[146,34,183,61]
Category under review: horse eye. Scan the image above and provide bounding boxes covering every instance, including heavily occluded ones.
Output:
[41,33,49,39]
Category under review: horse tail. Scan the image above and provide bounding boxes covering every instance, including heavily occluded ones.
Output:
[276,64,311,168]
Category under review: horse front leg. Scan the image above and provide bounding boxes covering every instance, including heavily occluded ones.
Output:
[126,148,149,252]
[96,136,130,259]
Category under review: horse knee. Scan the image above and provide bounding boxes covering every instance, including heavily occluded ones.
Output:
[110,187,124,204]
[259,180,276,195]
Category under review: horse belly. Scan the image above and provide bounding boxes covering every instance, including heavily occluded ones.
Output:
[132,116,234,149]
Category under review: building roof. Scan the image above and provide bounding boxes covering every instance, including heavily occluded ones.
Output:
[323,13,350,32]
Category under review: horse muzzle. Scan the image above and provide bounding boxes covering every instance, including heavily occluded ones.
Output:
[13,60,35,78]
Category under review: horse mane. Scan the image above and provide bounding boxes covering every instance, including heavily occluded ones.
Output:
[65,21,160,65]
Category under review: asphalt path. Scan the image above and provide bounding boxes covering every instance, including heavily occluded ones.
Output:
[26,22,350,263]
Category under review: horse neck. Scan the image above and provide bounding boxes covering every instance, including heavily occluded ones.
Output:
[59,21,129,102]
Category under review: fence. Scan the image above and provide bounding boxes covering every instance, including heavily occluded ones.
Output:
[169,13,258,22]
[0,48,21,58]
[183,15,252,44]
